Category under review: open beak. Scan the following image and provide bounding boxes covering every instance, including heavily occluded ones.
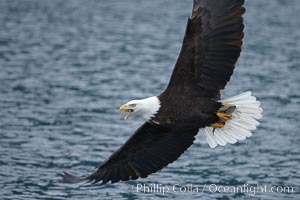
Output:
[119,104,134,120]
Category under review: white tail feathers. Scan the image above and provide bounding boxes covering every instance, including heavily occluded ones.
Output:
[203,91,263,148]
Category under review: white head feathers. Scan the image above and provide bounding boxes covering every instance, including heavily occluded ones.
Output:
[120,96,161,121]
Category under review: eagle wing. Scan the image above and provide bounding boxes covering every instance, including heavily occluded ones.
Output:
[62,122,198,185]
[165,0,245,98]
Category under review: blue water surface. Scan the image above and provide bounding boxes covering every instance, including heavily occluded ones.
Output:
[0,0,299,199]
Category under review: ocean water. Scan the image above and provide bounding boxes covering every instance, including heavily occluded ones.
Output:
[0,0,299,199]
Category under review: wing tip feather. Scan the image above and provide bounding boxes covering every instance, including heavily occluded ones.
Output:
[61,171,87,183]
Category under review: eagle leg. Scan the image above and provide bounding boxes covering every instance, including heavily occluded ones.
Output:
[216,112,232,122]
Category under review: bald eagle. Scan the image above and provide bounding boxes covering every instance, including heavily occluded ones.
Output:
[62,0,263,185]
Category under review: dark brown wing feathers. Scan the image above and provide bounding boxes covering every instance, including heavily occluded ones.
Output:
[62,122,198,185]
[167,0,245,98]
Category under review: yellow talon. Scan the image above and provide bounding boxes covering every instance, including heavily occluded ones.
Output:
[210,122,225,128]
[216,112,232,122]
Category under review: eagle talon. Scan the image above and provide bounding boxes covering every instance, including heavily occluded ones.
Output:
[210,122,225,129]
[216,112,232,122]
[212,128,216,134]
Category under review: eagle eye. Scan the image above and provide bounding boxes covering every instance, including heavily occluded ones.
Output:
[129,104,136,107]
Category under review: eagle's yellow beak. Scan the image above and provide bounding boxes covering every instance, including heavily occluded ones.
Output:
[119,104,127,113]
[119,104,134,120]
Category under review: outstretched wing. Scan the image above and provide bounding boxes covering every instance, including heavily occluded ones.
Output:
[166,0,245,98]
[62,122,198,185]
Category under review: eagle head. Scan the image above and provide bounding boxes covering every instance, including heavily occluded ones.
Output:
[119,96,161,120]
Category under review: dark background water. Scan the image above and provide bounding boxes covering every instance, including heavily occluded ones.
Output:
[0,0,299,199]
